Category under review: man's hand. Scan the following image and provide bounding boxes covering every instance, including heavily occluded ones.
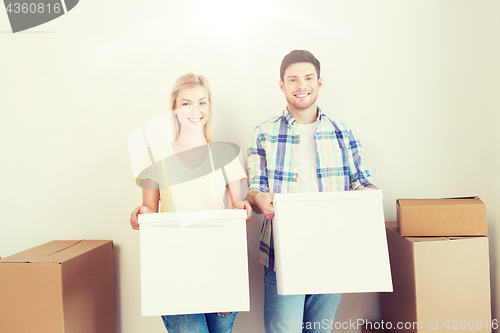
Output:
[234,200,253,223]
[249,191,275,219]
[130,206,149,230]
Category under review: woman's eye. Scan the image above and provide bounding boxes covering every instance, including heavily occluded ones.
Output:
[200,101,206,105]
[182,102,190,106]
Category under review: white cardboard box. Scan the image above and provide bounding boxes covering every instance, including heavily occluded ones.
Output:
[273,190,392,295]
[139,209,250,316]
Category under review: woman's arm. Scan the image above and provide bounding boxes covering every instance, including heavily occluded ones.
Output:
[130,179,159,230]
[227,180,252,223]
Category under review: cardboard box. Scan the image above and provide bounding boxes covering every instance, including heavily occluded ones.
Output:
[273,190,393,295]
[139,209,249,316]
[0,240,115,333]
[397,197,486,237]
[380,222,491,333]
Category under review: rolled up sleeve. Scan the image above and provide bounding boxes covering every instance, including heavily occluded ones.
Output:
[346,129,375,190]
[247,127,269,193]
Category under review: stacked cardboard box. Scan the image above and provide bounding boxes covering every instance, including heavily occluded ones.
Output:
[381,197,491,333]
[0,240,115,333]
[396,197,487,237]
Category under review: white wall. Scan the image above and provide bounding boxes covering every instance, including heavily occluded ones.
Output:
[1,1,499,332]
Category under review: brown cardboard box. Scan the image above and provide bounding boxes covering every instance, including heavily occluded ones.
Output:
[397,197,486,236]
[0,240,115,333]
[380,222,491,333]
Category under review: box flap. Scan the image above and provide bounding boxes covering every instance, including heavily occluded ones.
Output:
[385,222,448,242]
[275,189,383,203]
[0,240,112,264]
[397,197,483,207]
[139,209,246,224]
[406,236,449,242]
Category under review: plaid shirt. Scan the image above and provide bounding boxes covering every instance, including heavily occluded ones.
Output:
[247,107,375,270]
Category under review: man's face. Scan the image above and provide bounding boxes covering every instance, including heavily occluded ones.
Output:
[280,62,322,111]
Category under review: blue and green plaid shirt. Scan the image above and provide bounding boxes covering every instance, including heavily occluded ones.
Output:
[247,107,375,270]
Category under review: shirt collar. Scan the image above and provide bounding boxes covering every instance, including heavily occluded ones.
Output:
[283,106,323,128]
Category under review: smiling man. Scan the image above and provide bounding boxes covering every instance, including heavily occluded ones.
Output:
[248,50,376,333]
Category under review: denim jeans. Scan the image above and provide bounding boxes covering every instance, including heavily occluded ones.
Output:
[264,267,342,333]
[161,312,237,333]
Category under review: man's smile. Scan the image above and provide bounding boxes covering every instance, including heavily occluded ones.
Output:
[294,92,310,98]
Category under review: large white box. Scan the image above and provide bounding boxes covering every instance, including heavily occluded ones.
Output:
[139,209,250,316]
[273,190,392,295]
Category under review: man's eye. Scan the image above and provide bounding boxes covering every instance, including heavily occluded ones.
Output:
[307,77,313,80]
[290,79,296,82]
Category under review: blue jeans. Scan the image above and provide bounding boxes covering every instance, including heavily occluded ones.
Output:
[264,267,342,333]
[161,312,237,333]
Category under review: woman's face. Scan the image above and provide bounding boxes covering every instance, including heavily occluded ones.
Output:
[174,86,210,131]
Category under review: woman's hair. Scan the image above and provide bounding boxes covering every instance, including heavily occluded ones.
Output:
[169,73,215,141]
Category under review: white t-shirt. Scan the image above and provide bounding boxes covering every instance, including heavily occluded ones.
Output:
[296,121,319,193]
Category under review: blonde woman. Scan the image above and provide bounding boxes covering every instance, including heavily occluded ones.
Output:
[130,73,252,332]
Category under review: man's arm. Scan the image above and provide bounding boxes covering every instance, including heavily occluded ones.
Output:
[345,128,377,190]
[247,127,275,218]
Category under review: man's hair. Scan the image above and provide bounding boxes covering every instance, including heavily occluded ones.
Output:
[280,50,321,82]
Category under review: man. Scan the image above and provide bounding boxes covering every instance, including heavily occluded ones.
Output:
[248,50,376,333]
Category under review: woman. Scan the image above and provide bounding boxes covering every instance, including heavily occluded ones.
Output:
[130,73,252,332]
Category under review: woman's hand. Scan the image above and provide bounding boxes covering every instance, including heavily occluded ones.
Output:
[130,206,149,230]
[234,200,253,223]
[131,184,159,230]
